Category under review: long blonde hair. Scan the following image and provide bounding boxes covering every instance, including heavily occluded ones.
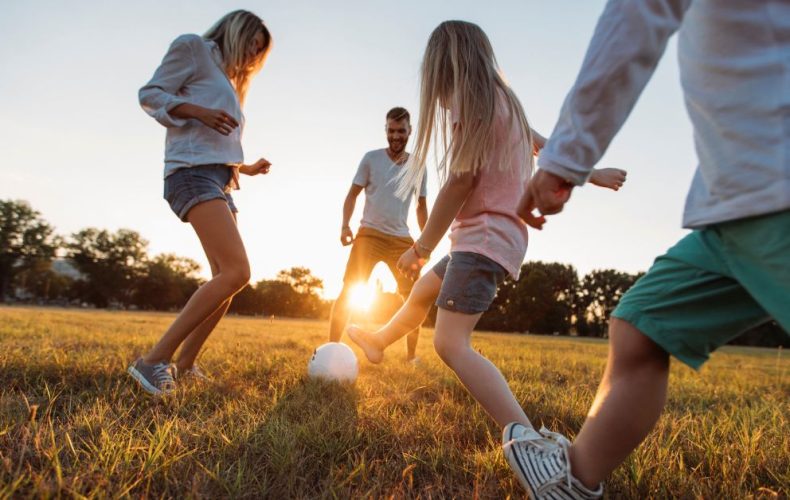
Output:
[204,10,272,105]
[398,20,532,198]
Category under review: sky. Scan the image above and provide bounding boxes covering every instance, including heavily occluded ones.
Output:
[0,1,696,298]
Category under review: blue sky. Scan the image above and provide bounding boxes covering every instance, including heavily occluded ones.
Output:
[0,1,695,296]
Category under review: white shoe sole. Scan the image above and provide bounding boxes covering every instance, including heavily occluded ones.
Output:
[127,365,164,396]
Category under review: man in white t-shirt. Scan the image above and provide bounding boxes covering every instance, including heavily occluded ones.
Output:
[331,107,428,361]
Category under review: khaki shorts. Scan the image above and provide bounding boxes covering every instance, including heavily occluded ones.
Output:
[343,227,416,297]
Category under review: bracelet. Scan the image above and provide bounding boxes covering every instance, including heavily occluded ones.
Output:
[415,239,433,255]
[413,241,432,259]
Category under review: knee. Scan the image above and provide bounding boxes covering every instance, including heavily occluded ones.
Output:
[433,334,463,366]
[608,318,669,376]
[225,264,251,293]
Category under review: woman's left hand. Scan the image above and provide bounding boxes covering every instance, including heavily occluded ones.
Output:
[397,247,425,281]
[241,158,272,176]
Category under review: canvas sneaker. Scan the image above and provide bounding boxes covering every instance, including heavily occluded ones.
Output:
[172,363,211,383]
[127,358,176,396]
[502,422,603,499]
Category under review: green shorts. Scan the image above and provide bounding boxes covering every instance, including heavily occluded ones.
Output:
[613,210,790,370]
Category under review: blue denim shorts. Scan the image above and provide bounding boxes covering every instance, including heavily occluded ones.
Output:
[164,164,238,222]
[431,252,507,314]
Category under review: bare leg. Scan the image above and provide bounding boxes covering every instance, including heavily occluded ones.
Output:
[328,286,352,342]
[433,308,532,428]
[569,318,670,488]
[174,212,238,371]
[143,200,250,364]
[406,326,420,360]
[397,290,421,360]
[174,299,231,371]
[347,271,441,363]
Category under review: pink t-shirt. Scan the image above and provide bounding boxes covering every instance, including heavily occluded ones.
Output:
[449,92,531,279]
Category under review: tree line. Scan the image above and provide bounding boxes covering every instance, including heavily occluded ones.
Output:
[1,199,785,347]
[0,200,326,318]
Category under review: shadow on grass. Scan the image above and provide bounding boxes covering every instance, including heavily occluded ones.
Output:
[212,376,363,497]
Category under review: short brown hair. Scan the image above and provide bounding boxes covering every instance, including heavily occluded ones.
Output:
[386,107,410,123]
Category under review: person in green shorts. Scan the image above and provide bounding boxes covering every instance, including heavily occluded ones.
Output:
[330,107,428,361]
[503,1,790,498]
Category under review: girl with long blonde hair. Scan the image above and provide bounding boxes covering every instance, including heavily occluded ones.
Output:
[129,10,272,396]
[348,20,623,493]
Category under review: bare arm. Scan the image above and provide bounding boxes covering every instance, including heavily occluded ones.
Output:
[397,172,474,279]
[340,184,364,246]
[418,172,475,253]
[416,196,428,232]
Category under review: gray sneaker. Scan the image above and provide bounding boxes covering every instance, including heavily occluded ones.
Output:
[502,422,603,499]
[172,364,211,383]
[127,358,176,396]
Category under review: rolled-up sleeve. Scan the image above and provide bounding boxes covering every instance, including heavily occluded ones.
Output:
[539,0,692,185]
[139,35,196,128]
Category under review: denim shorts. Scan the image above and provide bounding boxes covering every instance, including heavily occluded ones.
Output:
[431,252,507,314]
[164,164,238,222]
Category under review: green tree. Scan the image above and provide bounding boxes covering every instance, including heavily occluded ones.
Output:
[480,261,578,334]
[66,228,149,307]
[575,269,643,337]
[134,254,202,310]
[0,200,59,301]
[13,260,73,301]
[258,279,301,316]
[276,267,324,296]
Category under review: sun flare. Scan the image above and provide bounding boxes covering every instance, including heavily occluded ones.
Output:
[348,282,376,311]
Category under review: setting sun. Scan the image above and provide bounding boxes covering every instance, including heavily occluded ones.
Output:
[347,282,377,311]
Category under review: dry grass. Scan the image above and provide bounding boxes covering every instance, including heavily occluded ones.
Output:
[0,306,787,498]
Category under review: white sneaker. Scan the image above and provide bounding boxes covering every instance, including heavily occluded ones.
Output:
[127,358,176,396]
[502,422,603,499]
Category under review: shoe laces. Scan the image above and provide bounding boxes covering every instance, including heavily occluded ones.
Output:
[503,426,574,491]
[152,362,175,390]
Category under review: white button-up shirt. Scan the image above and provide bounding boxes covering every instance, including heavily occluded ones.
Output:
[140,34,245,178]
[538,0,790,228]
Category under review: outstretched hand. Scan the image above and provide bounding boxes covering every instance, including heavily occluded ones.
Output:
[241,158,272,176]
[517,169,574,229]
[589,168,627,191]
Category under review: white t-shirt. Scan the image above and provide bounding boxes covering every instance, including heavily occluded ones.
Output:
[353,149,428,238]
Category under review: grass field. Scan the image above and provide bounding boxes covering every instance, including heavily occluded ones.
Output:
[0,306,787,498]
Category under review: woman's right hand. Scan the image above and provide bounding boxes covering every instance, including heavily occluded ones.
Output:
[170,103,239,135]
[195,107,239,136]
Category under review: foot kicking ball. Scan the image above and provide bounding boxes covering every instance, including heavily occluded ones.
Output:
[308,342,359,383]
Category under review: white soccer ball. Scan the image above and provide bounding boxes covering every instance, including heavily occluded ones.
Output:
[307,342,359,383]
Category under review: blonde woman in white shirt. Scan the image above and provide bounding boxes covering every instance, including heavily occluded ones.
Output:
[129,10,272,396]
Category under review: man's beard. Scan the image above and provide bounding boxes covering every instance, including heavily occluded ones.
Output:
[389,141,405,154]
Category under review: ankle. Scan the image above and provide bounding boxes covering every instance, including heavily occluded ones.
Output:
[568,443,603,490]
[142,355,166,366]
